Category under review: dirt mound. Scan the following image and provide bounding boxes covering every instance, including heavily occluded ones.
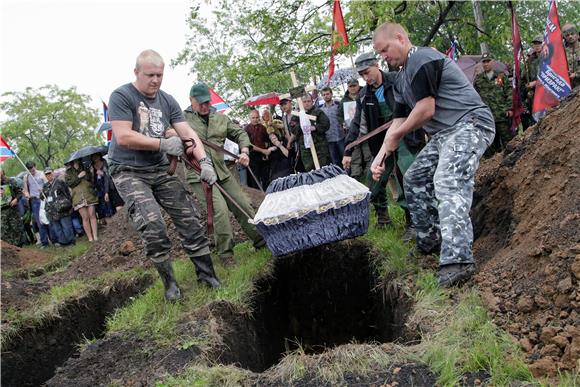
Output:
[0,241,52,271]
[472,91,580,377]
[48,184,264,285]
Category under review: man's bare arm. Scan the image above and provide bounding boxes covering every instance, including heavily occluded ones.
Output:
[111,120,162,151]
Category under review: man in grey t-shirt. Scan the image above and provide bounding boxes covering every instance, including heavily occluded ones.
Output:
[371,23,495,287]
[108,49,220,301]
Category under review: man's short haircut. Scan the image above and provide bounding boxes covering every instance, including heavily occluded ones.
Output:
[302,93,313,101]
[135,49,164,70]
[320,86,332,94]
[25,161,35,169]
[373,22,408,42]
[250,109,260,117]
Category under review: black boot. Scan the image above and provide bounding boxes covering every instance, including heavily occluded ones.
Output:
[376,208,391,229]
[190,254,221,289]
[154,261,182,301]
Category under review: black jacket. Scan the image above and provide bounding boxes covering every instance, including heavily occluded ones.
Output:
[345,70,426,157]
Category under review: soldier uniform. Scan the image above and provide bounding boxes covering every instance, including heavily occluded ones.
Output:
[520,35,543,130]
[185,83,265,266]
[563,24,580,89]
[473,53,512,155]
[1,178,25,246]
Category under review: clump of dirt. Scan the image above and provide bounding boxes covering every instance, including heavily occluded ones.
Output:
[0,241,52,271]
[472,91,580,377]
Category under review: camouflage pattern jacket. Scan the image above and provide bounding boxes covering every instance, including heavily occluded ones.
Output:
[473,70,512,123]
[565,43,580,88]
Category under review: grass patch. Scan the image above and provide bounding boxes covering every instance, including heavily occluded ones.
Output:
[0,266,153,347]
[419,289,534,386]
[157,364,251,387]
[105,242,273,344]
[2,240,91,279]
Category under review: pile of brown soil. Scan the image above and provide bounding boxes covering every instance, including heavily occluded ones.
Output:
[0,241,52,271]
[472,91,580,377]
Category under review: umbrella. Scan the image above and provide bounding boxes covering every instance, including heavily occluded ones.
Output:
[242,92,281,107]
[317,68,358,89]
[94,122,112,133]
[65,145,108,164]
[456,55,508,83]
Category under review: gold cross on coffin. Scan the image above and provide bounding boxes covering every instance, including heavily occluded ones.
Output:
[278,70,321,170]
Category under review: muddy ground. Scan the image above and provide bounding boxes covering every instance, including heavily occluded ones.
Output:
[2,92,579,384]
[472,90,580,377]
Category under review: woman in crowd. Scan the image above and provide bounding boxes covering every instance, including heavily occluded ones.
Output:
[65,159,99,241]
[92,153,123,224]
[262,109,292,181]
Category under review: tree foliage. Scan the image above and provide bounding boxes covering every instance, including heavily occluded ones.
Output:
[1,85,100,173]
[176,0,579,117]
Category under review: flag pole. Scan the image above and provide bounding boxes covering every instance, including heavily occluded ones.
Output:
[1,139,46,198]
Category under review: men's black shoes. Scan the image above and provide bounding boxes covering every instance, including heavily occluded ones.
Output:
[438,263,475,288]
[376,209,392,229]
[154,260,182,302]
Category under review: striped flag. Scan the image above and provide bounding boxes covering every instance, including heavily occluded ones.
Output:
[445,39,459,62]
[209,87,230,113]
[102,100,112,144]
[0,135,15,162]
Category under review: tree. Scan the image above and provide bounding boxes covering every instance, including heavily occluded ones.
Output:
[0,85,100,172]
[175,0,579,117]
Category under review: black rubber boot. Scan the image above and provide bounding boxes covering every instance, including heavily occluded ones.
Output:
[438,263,475,288]
[376,208,392,229]
[190,254,221,289]
[154,261,182,302]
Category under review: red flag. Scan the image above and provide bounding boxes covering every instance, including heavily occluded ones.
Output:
[532,0,571,121]
[509,2,525,133]
[0,135,15,162]
[209,87,230,113]
[327,0,349,83]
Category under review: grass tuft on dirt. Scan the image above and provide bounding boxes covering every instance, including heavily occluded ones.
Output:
[105,242,273,344]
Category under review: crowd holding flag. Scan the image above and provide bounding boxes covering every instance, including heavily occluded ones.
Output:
[209,87,230,113]
[327,0,349,84]
[508,1,525,133]
[532,0,572,121]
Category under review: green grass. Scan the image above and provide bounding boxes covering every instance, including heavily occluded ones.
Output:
[0,267,153,348]
[157,364,251,387]
[105,242,273,345]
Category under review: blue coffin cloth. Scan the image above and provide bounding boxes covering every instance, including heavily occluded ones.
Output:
[252,165,370,256]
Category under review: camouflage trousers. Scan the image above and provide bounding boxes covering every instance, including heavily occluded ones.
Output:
[403,117,494,266]
[112,168,209,263]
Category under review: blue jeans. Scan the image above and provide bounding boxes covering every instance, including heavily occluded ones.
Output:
[328,139,345,166]
[49,216,76,246]
[30,198,49,246]
[72,212,84,235]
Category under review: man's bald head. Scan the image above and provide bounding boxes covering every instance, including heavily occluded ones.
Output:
[373,22,408,41]
[372,22,413,68]
[135,49,164,70]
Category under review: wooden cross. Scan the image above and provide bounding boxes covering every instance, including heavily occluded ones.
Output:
[278,70,320,170]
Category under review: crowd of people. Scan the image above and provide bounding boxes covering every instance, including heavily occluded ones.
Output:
[0,156,123,249]
[1,21,577,300]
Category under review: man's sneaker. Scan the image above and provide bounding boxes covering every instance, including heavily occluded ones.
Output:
[438,263,475,288]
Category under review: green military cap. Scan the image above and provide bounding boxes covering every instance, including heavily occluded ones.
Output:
[355,52,378,72]
[562,24,577,34]
[532,34,543,43]
[189,82,211,103]
[481,52,493,62]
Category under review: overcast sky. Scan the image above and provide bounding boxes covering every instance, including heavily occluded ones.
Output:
[1,0,199,117]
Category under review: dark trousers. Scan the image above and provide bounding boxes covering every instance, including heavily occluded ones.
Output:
[328,139,345,166]
[49,216,76,245]
[248,152,269,190]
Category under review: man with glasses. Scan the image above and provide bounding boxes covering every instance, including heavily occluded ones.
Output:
[562,23,579,89]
